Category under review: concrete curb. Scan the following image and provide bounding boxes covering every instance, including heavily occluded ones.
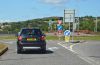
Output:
[0,45,8,56]
[70,40,86,43]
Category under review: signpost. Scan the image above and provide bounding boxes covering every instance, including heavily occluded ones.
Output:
[64,9,75,42]
[57,19,63,40]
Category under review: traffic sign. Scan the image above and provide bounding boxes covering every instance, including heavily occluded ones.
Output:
[64,30,71,42]
[64,10,75,22]
[57,25,63,30]
[64,30,71,36]
[58,20,62,24]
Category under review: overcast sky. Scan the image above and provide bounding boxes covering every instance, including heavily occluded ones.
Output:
[0,0,100,22]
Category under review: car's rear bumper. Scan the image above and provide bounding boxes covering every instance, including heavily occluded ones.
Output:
[17,41,46,47]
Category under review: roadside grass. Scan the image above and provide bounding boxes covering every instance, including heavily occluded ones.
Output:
[47,36,100,41]
[0,43,8,56]
[0,35,100,41]
[0,44,7,52]
[46,36,60,40]
[0,36,16,40]
[0,44,6,50]
[72,36,100,41]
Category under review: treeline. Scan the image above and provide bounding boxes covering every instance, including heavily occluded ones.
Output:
[0,16,100,34]
[79,16,100,32]
[0,19,49,34]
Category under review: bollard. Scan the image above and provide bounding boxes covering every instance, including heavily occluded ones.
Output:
[65,36,70,42]
[64,30,71,43]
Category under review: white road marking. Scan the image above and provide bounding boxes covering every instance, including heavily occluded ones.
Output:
[57,42,77,54]
[78,55,99,65]
[15,49,17,51]
[57,42,99,65]
[48,47,59,51]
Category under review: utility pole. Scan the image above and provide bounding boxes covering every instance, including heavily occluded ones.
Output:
[95,17,98,32]
[72,10,75,42]
[76,17,80,31]
[69,15,71,30]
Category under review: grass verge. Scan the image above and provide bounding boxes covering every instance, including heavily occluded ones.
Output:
[0,35,100,41]
[72,36,100,41]
[0,44,8,56]
[46,36,100,41]
[0,36,16,40]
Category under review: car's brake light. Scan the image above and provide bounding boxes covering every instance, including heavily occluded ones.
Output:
[40,36,45,41]
[18,36,22,41]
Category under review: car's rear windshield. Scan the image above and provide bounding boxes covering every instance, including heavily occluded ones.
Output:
[21,29,42,36]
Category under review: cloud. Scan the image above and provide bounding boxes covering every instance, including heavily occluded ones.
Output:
[41,0,67,5]
[44,0,65,4]
[40,0,84,5]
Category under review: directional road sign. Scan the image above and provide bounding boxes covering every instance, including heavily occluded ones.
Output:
[57,25,63,30]
[64,30,71,36]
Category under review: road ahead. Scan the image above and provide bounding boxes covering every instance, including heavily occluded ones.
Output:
[0,40,91,65]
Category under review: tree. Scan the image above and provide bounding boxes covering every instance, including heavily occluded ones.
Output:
[79,16,95,31]
[97,21,100,31]
[79,20,95,31]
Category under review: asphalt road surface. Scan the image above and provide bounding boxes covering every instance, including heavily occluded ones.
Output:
[71,41,100,65]
[0,40,91,65]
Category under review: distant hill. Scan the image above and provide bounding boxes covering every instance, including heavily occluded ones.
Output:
[0,16,100,34]
[23,16,63,23]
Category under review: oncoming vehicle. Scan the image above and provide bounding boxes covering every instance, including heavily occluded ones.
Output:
[17,28,46,53]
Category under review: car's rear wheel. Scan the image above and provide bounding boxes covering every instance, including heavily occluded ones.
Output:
[41,46,46,53]
[17,45,22,54]
[17,49,21,54]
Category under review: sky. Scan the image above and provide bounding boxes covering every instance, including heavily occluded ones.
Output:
[0,0,100,22]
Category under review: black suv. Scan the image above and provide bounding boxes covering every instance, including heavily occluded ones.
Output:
[17,28,46,53]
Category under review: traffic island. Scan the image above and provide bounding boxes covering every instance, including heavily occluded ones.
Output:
[70,40,86,43]
[70,40,80,43]
[0,44,8,56]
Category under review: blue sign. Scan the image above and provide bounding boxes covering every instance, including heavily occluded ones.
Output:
[57,25,63,30]
[64,30,71,36]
